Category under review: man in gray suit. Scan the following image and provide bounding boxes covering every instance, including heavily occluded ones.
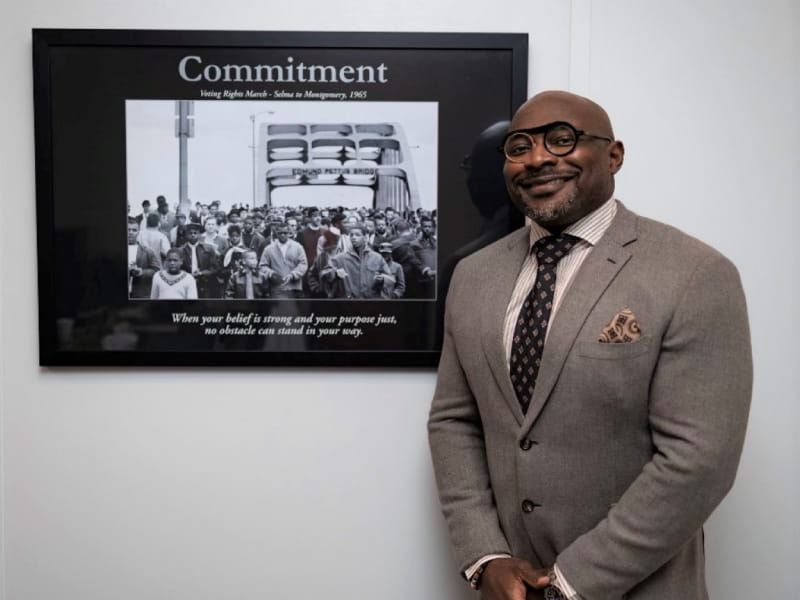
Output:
[428,91,752,600]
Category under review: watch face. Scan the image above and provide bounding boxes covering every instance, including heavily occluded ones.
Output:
[544,586,566,600]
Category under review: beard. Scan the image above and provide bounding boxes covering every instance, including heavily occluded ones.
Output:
[511,187,578,226]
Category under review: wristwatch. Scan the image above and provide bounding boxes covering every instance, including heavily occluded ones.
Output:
[544,586,566,600]
[544,567,567,599]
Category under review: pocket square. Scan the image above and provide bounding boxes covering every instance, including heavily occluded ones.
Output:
[598,308,641,343]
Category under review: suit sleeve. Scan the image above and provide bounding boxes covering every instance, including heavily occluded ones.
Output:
[557,253,752,598]
[428,262,512,572]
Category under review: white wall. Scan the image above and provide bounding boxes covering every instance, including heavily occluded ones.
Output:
[1,1,797,599]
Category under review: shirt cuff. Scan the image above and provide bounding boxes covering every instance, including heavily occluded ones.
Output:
[464,553,512,580]
[552,563,581,599]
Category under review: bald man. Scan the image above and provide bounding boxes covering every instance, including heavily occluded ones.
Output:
[428,91,751,600]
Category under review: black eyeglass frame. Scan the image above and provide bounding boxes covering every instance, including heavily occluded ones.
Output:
[499,121,614,161]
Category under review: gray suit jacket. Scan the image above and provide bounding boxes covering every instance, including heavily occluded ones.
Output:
[428,203,752,599]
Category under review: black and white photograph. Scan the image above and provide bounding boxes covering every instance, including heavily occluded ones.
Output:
[33,29,527,366]
[126,100,438,302]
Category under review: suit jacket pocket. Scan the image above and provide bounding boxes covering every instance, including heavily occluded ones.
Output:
[576,335,652,360]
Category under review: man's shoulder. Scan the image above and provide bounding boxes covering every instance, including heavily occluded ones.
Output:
[629,209,735,268]
[456,227,529,271]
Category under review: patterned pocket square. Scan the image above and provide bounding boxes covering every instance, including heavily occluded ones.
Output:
[598,308,641,343]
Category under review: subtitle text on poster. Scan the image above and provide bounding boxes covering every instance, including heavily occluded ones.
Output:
[171,311,397,339]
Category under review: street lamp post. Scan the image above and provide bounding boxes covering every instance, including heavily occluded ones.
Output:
[175,100,195,216]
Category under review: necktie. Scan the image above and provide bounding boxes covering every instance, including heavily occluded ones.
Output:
[509,234,578,413]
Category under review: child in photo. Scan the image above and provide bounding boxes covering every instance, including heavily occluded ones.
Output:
[225,249,270,299]
[150,249,198,300]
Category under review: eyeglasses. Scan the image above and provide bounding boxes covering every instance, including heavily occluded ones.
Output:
[500,121,613,162]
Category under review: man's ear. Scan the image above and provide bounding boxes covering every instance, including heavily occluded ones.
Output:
[609,140,625,174]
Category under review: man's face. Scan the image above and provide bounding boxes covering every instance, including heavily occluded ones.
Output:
[165,253,183,274]
[199,205,209,216]
[364,220,376,235]
[127,222,139,244]
[275,227,289,243]
[229,213,241,224]
[204,218,218,234]
[229,230,242,246]
[186,228,201,243]
[375,219,387,234]
[243,218,254,232]
[310,212,322,227]
[350,228,365,249]
[421,221,434,237]
[503,93,624,230]
[287,218,298,234]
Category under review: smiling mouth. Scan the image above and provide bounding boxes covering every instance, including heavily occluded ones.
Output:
[518,173,576,191]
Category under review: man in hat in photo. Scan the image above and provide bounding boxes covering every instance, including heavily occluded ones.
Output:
[180,222,220,298]
[378,242,405,299]
[155,195,176,235]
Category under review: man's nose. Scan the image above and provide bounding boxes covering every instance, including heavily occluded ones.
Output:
[524,139,556,168]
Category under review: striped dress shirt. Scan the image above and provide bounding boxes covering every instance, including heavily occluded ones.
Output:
[503,197,618,364]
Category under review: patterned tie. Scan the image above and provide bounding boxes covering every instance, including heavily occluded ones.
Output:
[509,234,579,413]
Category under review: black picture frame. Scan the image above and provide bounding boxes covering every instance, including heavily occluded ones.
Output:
[33,29,527,367]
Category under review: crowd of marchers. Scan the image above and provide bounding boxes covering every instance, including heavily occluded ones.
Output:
[127,195,437,301]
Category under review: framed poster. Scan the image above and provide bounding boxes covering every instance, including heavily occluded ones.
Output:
[33,29,527,366]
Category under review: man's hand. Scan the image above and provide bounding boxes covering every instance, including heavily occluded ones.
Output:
[481,557,551,600]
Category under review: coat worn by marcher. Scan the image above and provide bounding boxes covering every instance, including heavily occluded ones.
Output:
[180,242,220,298]
[259,240,308,296]
[328,247,394,299]
[428,203,752,600]
[224,267,270,299]
[129,243,161,298]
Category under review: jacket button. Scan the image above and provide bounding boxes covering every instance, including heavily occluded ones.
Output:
[520,439,533,451]
[521,500,538,513]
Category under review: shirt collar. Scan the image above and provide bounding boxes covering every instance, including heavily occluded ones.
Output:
[528,196,618,248]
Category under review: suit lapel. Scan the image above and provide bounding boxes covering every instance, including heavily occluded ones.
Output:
[522,205,639,428]
[481,228,532,426]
